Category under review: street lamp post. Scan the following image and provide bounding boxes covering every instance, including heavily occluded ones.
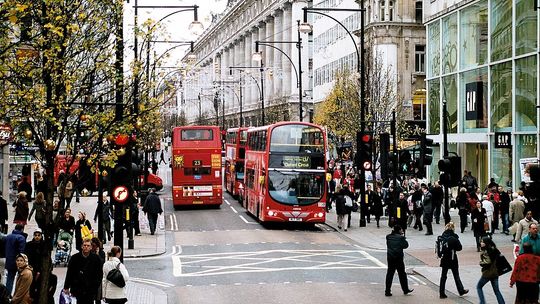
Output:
[300,5,366,226]
[229,66,265,125]
[253,20,304,122]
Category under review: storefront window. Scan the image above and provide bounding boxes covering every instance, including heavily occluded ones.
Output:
[428,79,440,133]
[442,13,458,74]
[491,136,512,189]
[427,21,440,77]
[490,0,512,62]
[490,61,512,131]
[515,134,537,188]
[443,75,457,133]
[461,68,488,132]
[516,56,537,132]
[515,0,537,56]
[459,1,488,69]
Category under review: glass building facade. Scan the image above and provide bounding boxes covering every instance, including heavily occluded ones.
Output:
[426,0,538,190]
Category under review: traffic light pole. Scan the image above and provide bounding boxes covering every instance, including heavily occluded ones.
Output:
[391,111,398,204]
[442,100,450,224]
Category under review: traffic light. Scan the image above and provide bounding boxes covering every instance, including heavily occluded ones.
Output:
[356,131,373,171]
[398,150,412,174]
[380,133,390,180]
[438,156,461,187]
[418,133,434,178]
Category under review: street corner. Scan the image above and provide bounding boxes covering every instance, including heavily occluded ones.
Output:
[126,279,169,304]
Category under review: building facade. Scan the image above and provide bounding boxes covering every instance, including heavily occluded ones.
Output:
[425,0,538,189]
[181,0,312,127]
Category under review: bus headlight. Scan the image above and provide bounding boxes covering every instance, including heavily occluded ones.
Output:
[268,210,275,217]
[317,212,324,218]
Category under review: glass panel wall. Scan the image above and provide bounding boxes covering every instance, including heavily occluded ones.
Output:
[491,136,512,189]
[490,0,512,62]
[515,0,537,56]
[461,68,488,132]
[515,56,537,131]
[428,22,440,77]
[490,61,512,131]
[428,79,440,133]
[515,134,537,187]
[443,75,458,133]
[460,1,488,69]
[442,13,458,74]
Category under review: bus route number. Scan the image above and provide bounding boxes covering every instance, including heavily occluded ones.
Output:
[193,160,202,166]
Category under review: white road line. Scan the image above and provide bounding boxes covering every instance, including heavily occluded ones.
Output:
[225,200,231,205]
[171,246,177,255]
[239,215,258,224]
[172,213,179,231]
[169,214,174,230]
[130,277,175,288]
[230,206,238,214]
[359,250,387,268]
[172,255,183,277]
[409,275,427,286]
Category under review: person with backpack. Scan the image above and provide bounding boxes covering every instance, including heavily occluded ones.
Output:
[438,222,469,299]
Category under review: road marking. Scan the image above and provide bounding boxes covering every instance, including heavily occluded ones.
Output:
[239,215,257,224]
[130,277,175,288]
[409,275,427,286]
[172,255,183,276]
[169,215,173,230]
[225,200,231,205]
[230,206,238,214]
[359,250,387,268]
[172,213,178,231]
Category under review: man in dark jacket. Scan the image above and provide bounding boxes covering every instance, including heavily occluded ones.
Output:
[5,224,26,294]
[394,192,410,235]
[63,239,103,304]
[0,191,7,233]
[143,188,163,235]
[439,222,468,298]
[25,229,45,302]
[385,225,413,297]
[498,186,511,234]
[422,184,434,235]
[431,182,444,224]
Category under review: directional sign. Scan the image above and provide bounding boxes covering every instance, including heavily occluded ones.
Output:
[113,186,129,203]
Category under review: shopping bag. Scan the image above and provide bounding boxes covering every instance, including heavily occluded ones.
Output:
[509,222,519,235]
[496,253,512,276]
[138,208,149,230]
[81,225,92,239]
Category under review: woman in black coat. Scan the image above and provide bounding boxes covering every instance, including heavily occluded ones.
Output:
[456,188,470,233]
[470,201,487,251]
[334,184,352,231]
[439,222,468,298]
[372,187,384,228]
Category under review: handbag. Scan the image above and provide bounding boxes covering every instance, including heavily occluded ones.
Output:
[496,253,512,276]
[483,222,489,232]
[81,225,92,239]
[106,262,126,287]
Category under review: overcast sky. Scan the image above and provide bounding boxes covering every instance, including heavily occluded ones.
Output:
[124,0,228,68]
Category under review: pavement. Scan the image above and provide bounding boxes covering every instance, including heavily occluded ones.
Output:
[2,183,168,303]
[324,205,518,304]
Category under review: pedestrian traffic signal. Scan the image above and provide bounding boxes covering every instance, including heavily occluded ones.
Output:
[398,150,412,174]
[418,133,434,178]
[356,131,373,171]
[438,156,461,187]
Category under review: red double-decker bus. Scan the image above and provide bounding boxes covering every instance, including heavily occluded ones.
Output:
[243,122,327,223]
[224,127,249,197]
[171,126,223,208]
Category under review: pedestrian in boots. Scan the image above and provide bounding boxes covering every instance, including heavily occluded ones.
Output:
[384,225,414,297]
[438,222,469,299]
[476,237,505,304]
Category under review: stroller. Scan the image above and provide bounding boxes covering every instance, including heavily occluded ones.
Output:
[54,230,73,267]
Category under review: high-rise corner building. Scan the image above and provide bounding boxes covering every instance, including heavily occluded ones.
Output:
[424,0,538,189]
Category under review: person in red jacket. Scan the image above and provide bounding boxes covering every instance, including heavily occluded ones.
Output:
[510,242,540,304]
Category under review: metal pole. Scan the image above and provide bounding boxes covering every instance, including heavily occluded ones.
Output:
[297,20,303,122]
[239,73,243,127]
[442,100,450,224]
[222,87,225,129]
[260,61,265,125]
[358,1,367,227]
[392,111,398,201]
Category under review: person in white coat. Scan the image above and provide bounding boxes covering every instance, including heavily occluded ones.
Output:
[481,195,494,234]
[102,246,129,304]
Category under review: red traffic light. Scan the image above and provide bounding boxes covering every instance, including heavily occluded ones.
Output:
[361,134,371,143]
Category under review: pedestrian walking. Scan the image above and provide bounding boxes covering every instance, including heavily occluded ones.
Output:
[91,237,105,304]
[58,208,76,235]
[13,192,29,226]
[5,224,27,294]
[102,246,129,304]
[24,229,45,302]
[0,191,8,233]
[421,184,433,235]
[28,192,46,231]
[17,176,32,202]
[519,222,539,255]
[456,188,470,233]
[438,222,469,299]
[12,253,33,304]
[411,185,424,231]
[471,201,488,251]
[431,182,444,224]
[159,150,166,164]
[75,211,92,251]
[509,242,540,304]
[476,237,505,304]
[499,187,511,234]
[63,239,103,304]
[384,225,414,297]
[142,188,163,235]
[334,184,349,231]
[394,192,410,234]
[129,191,141,236]
[372,186,384,228]
[94,193,113,242]
[515,211,538,244]
[482,195,495,234]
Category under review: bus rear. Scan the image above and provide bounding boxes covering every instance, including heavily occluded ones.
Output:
[224,127,248,197]
[171,126,223,207]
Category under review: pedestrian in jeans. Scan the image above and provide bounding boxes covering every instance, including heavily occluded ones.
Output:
[476,237,505,304]
[384,225,414,297]
[438,222,468,299]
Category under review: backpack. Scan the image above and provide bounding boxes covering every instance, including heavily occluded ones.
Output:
[435,234,450,258]
[344,195,353,208]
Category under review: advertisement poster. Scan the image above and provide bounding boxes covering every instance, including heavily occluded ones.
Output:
[519,158,538,183]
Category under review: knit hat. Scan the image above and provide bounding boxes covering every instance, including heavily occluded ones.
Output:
[16,253,29,266]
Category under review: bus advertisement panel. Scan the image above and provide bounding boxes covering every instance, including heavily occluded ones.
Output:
[171,126,223,207]
[243,122,327,223]
[224,127,248,197]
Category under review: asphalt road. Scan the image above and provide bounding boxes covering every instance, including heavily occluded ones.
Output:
[123,184,470,304]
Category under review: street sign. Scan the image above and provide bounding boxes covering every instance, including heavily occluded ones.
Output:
[0,123,13,147]
[112,186,129,203]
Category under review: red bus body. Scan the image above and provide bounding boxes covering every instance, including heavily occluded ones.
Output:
[224,127,249,197]
[171,126,223,207]
[243,122,327,223]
